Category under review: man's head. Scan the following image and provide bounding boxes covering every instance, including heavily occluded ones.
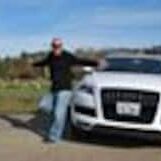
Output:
[51,38,63,56]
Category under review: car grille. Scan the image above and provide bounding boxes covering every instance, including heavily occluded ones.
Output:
[101,89,160,124]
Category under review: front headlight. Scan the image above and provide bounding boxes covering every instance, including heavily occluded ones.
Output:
[79,85,94,94]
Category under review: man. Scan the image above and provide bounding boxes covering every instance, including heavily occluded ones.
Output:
[33,38,98,143]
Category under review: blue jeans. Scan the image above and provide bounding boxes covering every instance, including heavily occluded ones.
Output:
[48,90,72,142]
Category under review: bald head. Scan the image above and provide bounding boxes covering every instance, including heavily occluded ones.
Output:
[51,38,63,56]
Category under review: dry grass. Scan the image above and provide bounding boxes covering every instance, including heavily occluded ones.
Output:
[0,80,49,114]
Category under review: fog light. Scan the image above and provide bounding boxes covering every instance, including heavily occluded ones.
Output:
[75,106,96,117]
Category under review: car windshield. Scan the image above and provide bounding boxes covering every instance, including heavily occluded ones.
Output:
[103,58,161,74]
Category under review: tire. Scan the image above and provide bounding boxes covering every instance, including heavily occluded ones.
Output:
[69,124,80,140]
[63,115,81,141]
[64,106,90,141]
[69,124,91,141]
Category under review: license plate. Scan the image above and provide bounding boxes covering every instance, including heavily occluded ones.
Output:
[116,102,141,117]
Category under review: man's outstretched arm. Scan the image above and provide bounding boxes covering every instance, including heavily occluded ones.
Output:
[32,55,50,67]
[74,57,98,67]
[69,53,98,67]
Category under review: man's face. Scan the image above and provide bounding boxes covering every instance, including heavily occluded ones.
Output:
[52,39,63,56]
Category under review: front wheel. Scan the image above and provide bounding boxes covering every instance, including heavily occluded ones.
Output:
[64,106,91,141]
[64,118,90,141]
[68,124,91,141]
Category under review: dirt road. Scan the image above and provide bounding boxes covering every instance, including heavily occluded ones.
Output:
[0,114,161,161]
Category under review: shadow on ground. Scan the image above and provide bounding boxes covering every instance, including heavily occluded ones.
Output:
[0,113,49,138]
[0,113,161,148]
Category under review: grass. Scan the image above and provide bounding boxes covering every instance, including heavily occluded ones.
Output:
[0,80,49,114]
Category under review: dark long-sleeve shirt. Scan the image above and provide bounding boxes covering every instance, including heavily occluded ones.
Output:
[33,50,97,91]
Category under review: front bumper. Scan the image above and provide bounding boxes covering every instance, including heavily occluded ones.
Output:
[71,89,161,136]
[90,125,161,141]
[72,111,161,132]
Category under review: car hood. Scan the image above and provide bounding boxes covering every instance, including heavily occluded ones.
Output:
[91,72,161,92]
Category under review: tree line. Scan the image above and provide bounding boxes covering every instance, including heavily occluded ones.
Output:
[0,46,161,80]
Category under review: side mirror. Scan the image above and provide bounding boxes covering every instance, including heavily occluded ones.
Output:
[82,66,94,73]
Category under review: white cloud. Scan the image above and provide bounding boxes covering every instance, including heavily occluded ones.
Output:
[51,7,161,39]
[93,9,161,27]
[0,4,161,56]
[0,35,51,57]
[0,34,82,57]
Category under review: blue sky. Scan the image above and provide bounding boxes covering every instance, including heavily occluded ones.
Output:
[0,0,161,56]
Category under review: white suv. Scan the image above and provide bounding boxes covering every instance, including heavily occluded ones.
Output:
[70,55,161,140]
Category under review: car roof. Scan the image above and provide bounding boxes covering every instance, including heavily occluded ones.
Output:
[106,54,161,61]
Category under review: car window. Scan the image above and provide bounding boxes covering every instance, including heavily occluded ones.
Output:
[103,58,161,74]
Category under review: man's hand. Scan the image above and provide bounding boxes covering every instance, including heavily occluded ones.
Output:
[97,58,108,70]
